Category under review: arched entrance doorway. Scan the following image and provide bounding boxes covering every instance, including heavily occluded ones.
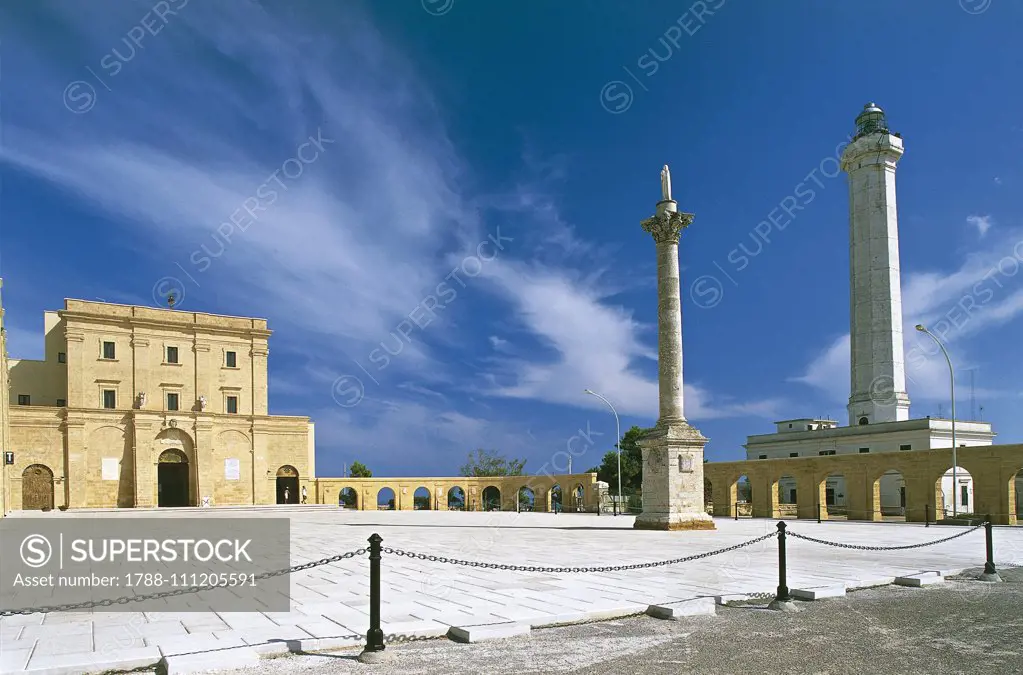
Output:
[936,465,973,519]
[447,486,465,510]
[517,486,535,512]
[572,483,585,512]
[771,473,797,518]
[339,487,358,509]
[22,464,55,510]
[276,466,300,504]
[871,469,907,521]
[482,486,501,511]
[733,474,752,517]
[377,487,396,510]
[158,449,190,507]
[549,484,563,513]
[413,487,431,510]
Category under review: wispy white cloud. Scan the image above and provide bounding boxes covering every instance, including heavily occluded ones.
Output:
[967,214,993,237]
[474,223,783,421]
[0,2,480,382]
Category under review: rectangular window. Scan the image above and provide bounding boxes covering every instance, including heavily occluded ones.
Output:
[17,394,30,405]
[806,425,812,430]
[58,352,66,363]
[789,452,799,458]
[57,399,66,407]
[226,351,237,368]
[818,450,836,456]
[166,393,179,411]
[102,389,116,409]
[758,454,767,460]
[900,444,912,451]
[961,485,969,507]
[166,346,178,364]
[859,448,870,453]
[226,396,238,414]
[102,341,115,359]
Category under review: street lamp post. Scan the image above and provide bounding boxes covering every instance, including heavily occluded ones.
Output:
[915,324,957,517]
[584,389,621,516]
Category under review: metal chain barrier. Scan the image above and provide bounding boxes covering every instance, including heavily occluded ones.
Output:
[382,530,779,573]
[786,522,986,551]
[0,548,368,618]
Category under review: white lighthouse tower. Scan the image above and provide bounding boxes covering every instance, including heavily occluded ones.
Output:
[841,103,911,425]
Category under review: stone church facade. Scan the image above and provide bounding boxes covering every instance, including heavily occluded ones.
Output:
[0,292,315,512]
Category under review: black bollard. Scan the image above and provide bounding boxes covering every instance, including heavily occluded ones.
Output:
[980,514,1002,582]
[816,502,821,524]
[925,504,930,528]
[734,502,739,521]
[768,521,796,611]
[363,533,385,655]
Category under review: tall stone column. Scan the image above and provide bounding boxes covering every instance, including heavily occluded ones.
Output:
[634,168,715,531]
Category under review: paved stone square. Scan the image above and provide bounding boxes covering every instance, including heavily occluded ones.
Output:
[2,507,1022,674]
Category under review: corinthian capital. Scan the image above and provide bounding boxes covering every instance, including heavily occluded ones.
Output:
[641,211,694,244]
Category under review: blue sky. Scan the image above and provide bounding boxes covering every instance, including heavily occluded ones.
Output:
[1,0,1020,478]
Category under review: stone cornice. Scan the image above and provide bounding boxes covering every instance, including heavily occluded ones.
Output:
[839,132,903,170]
[641,211,694,245]
[60,313,272,340]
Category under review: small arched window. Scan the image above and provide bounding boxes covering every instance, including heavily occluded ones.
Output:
[858,417,869,426]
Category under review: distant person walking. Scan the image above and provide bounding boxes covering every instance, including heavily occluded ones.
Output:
[301,486,307,504]
[283,487,290,503]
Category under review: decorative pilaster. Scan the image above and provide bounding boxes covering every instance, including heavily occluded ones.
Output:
[63,417,87,508]
[64,331,86,408]
[194,418,215,506]
[133,418,156,507]
[251,344,269,416]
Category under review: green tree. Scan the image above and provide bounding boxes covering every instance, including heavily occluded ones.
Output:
[591,425,647,495]
[459,449,526,477]
[349,461,372,478]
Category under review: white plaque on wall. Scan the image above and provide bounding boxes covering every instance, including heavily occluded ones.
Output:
[101,457,119,481]
[224,458,240,481]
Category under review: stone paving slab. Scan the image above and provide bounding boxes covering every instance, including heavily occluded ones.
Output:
[3,510,1022,674]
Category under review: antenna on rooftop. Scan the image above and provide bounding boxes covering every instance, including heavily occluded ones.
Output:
[969,369,977,421]
[167,292,176,309]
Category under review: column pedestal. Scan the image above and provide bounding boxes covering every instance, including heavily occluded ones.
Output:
[634,420,715,531]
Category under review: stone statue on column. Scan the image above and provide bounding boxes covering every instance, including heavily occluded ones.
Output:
[137,392,146,409]
[635,164,715,531]
[198,395,207,412]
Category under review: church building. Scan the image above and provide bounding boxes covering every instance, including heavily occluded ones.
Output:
[0,289,315,513]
